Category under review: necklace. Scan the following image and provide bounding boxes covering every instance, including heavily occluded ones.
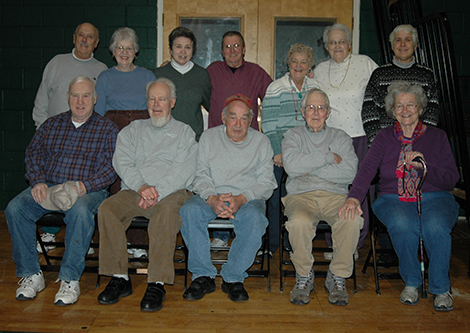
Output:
[329,55,352,88]
[289,76,308,120]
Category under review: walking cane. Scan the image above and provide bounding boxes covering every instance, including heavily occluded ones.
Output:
[412,156,428,298]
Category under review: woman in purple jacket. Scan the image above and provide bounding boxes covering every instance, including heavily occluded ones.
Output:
[338,81,459,312]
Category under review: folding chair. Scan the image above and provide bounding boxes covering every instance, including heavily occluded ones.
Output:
[206,217,271,292]
[279,218,357,293]
[36,212,99,276]
[96,216,188,287]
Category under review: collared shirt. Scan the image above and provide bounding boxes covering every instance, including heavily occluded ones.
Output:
[25,111,119,193]
[206,60,272,130]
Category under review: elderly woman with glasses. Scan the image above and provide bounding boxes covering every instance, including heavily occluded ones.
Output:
[95,27,156,121]
[260,43,316,255]
[339,81,459,312]
[95,27,156,256]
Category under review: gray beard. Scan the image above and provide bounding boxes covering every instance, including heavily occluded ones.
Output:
[150,116,170,128]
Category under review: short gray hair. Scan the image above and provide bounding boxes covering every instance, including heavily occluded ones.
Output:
[146,78,177,100]
[109,27,140,53]
[389,24,418,47]
[68,75,96,96]
[323,23,352,48]
[301,88,330,110]
[384,81,428,118]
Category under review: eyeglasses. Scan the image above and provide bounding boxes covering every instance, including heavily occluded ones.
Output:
[395,104,418,112]
[328,39,348,47]
[303,105,328,113]
[224,43,241,50]
[115,46,135,53]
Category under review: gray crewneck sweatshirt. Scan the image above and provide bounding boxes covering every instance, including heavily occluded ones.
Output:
[194,125,277,202]
[282,125,358,196]
[113,117,198,200]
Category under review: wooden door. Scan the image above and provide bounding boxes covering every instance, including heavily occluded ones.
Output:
[163,0,354,76]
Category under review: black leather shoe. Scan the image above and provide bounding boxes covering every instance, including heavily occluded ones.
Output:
[183,276,216,300]
[140,283,166,312]
[98,277,132,305]
[221,281,249,302]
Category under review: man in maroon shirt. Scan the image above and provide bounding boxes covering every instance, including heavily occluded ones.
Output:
[206,31,272,130]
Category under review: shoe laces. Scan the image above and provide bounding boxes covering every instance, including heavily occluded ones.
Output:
[56,280,78,294]
[18,275,34,288]
[295,269,313,290]
[332,274,346,291]
[437,291,453,301]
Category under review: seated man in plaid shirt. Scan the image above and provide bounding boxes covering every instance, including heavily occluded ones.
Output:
[5,76,118,306]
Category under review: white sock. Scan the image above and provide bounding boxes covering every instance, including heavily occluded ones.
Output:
[113,274,129,281]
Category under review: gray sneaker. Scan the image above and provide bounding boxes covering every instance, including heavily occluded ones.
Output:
[324,269,348,306]
[400,286,419,305]
[433,290,453,311]
[290,266,314,305]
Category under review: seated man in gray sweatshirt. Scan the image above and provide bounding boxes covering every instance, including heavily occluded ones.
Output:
[97,78,197,312]
[282,88,363,306]
[180,94,277,302]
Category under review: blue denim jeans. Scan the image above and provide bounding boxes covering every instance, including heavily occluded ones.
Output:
[180,195,268,283]
[372,191,459,294]
[5,186,107,281]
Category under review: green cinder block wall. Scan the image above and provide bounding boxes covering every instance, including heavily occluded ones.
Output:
[0,0,158,209]
[0,0,468,210]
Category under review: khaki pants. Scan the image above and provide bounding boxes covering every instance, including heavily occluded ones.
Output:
[98,189,193,284]
[282,190,363,278]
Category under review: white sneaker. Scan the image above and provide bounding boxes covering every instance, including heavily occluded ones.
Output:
[324,249,359,261]
[133,248,148,259]
[126,242,147,258]
[36,233,56,253]
[87,241,95,255]
[54,280,80,305]
[211,238,229,248]
[16,271,45,300]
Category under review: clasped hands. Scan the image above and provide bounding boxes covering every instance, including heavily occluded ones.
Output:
[138,185,159,209]
[207,193,247,219]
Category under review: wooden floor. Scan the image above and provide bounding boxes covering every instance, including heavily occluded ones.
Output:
[1,212,470,333]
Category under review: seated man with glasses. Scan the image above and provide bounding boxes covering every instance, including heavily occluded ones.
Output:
[281,88,363,306]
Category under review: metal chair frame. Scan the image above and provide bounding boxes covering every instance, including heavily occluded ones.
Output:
[206,218,271,292]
